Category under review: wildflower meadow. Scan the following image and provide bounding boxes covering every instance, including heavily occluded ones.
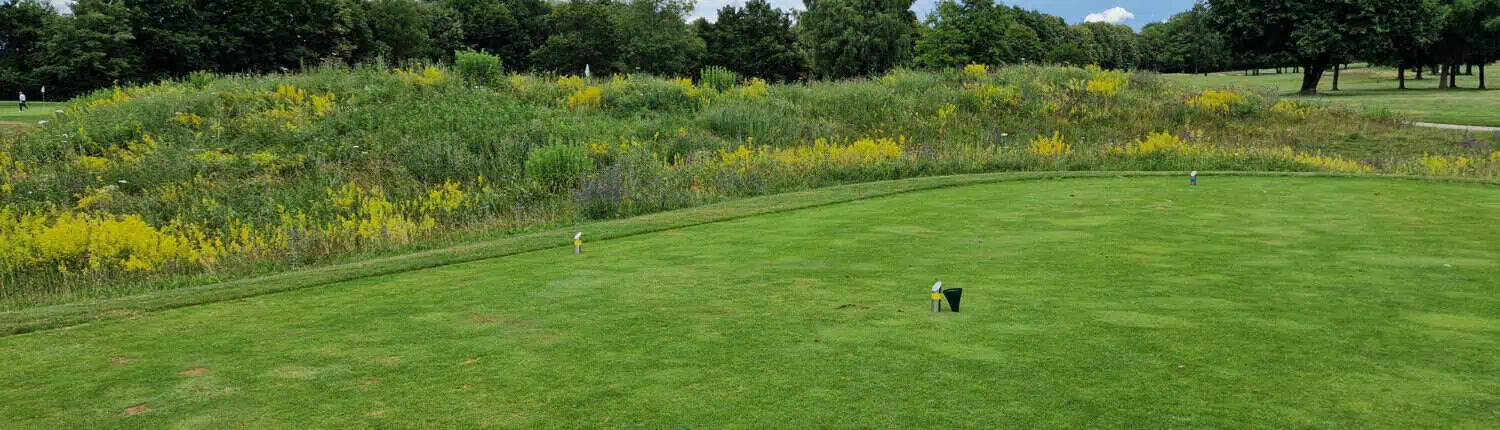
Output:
[1,60,1495,308]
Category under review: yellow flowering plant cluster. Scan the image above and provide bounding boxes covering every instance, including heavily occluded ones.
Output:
[963,64,990,79]
[674,78,699,100]
[733,78,770,101]
[718,137,907,172]
[1112,132,1200,156]
[1028,132,1072,157]
[0,150,23,194]
[966,84,1020,112]
[65,87,132,116]
[1418,154,1475,177]
[1085,69,1128,98]
[558,75,586,92]
[566,87,603,110]
[1187,90,1246,114]
[1293,152,1372,173]
[509,74,535,93]
[1270,100,1325,120]
[397,66,448,86]
[0,210,227,274]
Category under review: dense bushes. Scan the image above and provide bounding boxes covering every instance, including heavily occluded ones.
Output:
[0,63,1493,308]
[454,50,505,87]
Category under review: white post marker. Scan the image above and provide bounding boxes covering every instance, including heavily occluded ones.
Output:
[931,281,944,313]
[574,232,584,255]
[1190,171,1198,186]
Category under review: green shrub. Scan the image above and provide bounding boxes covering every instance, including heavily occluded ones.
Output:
[454,50,505,87]
[187,71,217,90]
[702,66,740,92]
[525,143,594,191]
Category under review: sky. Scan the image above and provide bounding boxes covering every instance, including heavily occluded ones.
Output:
[689,0,1199,29]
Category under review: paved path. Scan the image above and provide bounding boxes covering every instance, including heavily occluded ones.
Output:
[1411,122,1500,133]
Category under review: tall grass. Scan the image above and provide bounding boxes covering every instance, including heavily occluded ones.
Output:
[1,63,1495,309]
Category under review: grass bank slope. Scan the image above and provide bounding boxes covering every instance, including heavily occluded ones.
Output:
[2,65,1496,309]
[2,177,1498,428]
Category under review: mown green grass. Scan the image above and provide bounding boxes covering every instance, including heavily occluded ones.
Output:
[0,101,60,127]
[1167,65,1500,127]
[3,176,1498,428]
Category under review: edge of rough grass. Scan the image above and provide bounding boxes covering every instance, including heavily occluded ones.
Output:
[4,171,1498,336]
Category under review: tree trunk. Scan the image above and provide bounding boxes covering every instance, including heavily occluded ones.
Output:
[1299,58,1329,95]
[1450,64,1459,88]
[1466,64,1473,75]
[1481,64,1487,90]
[1398,66,1406,90]
[1439,64,1449,89]
[1431,64,1439,75]
[1331,64,1341,91]
[1416,66,1424,80]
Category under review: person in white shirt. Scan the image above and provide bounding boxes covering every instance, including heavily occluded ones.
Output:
[17,92,26,111]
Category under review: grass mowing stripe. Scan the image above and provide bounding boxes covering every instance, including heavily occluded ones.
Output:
[3,171,1496,336]
[4,175,1499,428]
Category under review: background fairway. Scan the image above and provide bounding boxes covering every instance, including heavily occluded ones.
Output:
[2,176,1498,428]
[1167,65,1500,127]
[0,101,59,129]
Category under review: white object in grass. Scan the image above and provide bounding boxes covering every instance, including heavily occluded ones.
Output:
[931,281,944,293]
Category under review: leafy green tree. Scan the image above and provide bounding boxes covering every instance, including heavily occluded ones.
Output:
[444,0,550,71]
[532,0,620,75]
[1138,3,1226,74]
[366,0,464,64]
[696,0,805,82]
[36,0,141,95]
[915,0,1040,68]
[0,0,57,94]
[1210,0,1436,95]
[998,23,1044,64]
[1074,22,1138,70]
[800,0,917,79]
[1052,25,1098,67]
[1011,7,1068,62]
[613,0,703,76]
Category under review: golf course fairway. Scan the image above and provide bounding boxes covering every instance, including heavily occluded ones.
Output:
[3,176,1498,428]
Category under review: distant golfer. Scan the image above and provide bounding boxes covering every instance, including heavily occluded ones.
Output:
[17,91,26,111]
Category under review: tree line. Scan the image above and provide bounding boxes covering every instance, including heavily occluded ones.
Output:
[2,0,1498,99]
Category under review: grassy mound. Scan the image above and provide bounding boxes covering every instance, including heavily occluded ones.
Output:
[2,176,1497,427]
[1168,64,1500,127]
[1,64,1497,308]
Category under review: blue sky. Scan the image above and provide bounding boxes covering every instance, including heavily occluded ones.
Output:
[690,0,1200,29]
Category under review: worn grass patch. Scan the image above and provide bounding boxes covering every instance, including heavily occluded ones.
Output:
[1,177,1499,428]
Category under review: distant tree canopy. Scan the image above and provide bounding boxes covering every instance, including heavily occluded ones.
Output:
[0,0,1496,98]
[695,0,805,82]
[801,0,918,79]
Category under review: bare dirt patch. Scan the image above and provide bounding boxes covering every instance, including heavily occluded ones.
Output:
[179,367,210,377]
[120,404,151,417]
[367,410,386,417]
[462,357,481,366]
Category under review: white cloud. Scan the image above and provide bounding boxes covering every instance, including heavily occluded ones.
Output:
[1084,7,1135,24]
